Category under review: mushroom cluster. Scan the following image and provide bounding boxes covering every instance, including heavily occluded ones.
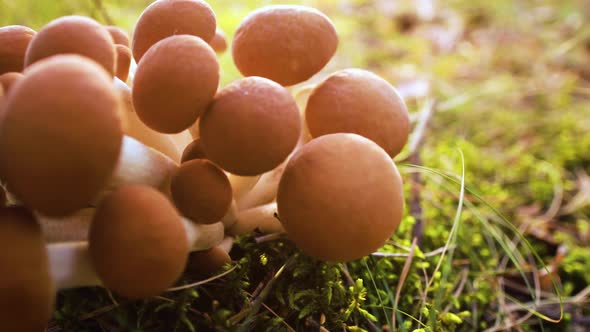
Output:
[0,0,410,329]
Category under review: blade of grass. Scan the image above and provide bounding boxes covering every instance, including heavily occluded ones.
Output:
[401,163,564,323]
[427,149,466,326]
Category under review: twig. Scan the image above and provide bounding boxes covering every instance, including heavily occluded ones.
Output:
[235,256,295,332]
[443,267,469,313]
[392,237,417,329]
[372,244,456,258]
[405,99,437,246]
[166,264,238,292]
[90,0,114,25]
[254,232,286,244]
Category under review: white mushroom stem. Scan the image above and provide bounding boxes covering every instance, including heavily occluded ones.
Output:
[217,236,234,254]
[38,208,94,243]
[183,221,225,251]
[221,200,239,229]
[227,173,261,201]
[226,202,284,236]
[169,130,193,152]
[49,241,100,289]
[40,211,224,250]
[48,220,224,289]
[107,135,178,193]
[236,163,286,210]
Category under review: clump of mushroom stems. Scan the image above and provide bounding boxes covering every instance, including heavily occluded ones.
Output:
[48,227,229,290]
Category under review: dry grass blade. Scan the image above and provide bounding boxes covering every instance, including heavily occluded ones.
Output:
[166,264,238,292]
[392,237,418,329]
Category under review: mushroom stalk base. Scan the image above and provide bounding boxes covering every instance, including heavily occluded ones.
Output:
[226,202,284,235]
[48,220,224,289]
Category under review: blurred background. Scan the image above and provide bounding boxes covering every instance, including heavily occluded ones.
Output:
[2,0,590,330]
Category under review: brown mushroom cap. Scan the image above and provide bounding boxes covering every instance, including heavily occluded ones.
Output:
[132,34,219,133]
[0,55,123,216]
[132,0,216,62]
[305,69,410,157]
[89,185,190,299]
[106,25,130,46]
[171,159,232,224]
[186,246,231,279]
[0,25,36,74]
[25,16,116,76]
[0,72,23,93]
[181,138,207,163]
[115,45,132,82]
[0,207,54,331]
[232,5,338,86]
[199,76,301,176]
[277,133,404,262]
[209,28,227,54]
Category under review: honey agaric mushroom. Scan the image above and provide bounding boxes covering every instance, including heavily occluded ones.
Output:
[25,16,116,76]
[106,26,130,46]
[232,5,338,86]
[199,76,301,176]
[88,185,190,299]
[132,0,216,62]
[114,77,182,162]
[0,25,36,74]
[277,133,405,262]
[0,55,122,217]
[0,72,23,92]
[0,207,54,331]
[305,68,411,157]
[181,138,207,163]
[133,34,219,133]
[115,45,132,82]
[171,159,232,224]
[209,28,228,54]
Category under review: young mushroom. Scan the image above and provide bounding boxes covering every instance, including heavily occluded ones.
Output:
[199,76,301,176]
[132,34,219,133]
[185,244,232,279]
[305,68,411,157]
[25,16,116,76]
[88,185,191,299]
[277,133,405,262]
[115,45,132,82]
[105,25,130,47]
[170,159,233,224]
[0,55,123,217]
[209,28,228,54]
[181,138,207,163]
[0,71,23,92]
[0,25,36,74]
[0,207,54,331]
[132,0,216,62]
[232,5,338,86]
[45,222,225,290]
